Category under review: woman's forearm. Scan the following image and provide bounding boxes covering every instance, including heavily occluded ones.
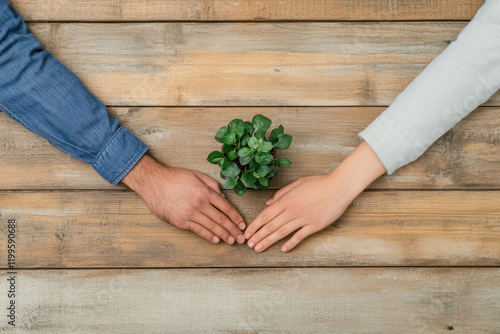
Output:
[328,141,386,202]
[359,0,500,175]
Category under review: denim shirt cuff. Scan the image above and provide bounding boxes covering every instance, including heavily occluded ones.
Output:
[91,127,149,185]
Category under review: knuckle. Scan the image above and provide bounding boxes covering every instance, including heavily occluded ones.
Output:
[289,203,303,216]
[229,225,241,237]
[210,179,220,189]
[295,229,309,241]
[260,224,274,236]
[189,223,202,235]
[219,200,232,213]
[190,194,208,209]
[206,220,217,231]
[199,186,211,198]
[217,213,229,225]
[276,227,289,239]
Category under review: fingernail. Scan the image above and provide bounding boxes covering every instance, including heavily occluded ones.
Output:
[239,222,246,230]
[244,232,251,239]
[237,235,245,244]
[281,246,288,252]
[248,241,255,248]
[255,244,263,252]
[228,236,235,244]
[213,236,220,243]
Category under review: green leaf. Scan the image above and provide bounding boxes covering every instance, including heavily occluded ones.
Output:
[241,135,250,146]
[207,151,224,164]
[271,166,279,178]
[255,152,273,165]
[234,181,246,196]
[217,157,229,170]
[244,121,254,135]
[241,172,257,188]
[223,132,237,145]
[248,136,259,149]
[223,143,234,155]
[258,178,269,188]
[224,178,238,189]
[269,125,284,143]
[254,130,266,140]
[228,119,245,139]
[252,114,272,134]
[257,165,272,178]
[228,150,238,161]
[239,154,253,165]
[273,134,292,150]
[215,126,228,143]
[258,141,273,153]
[238,147,253,157]
[277,157,292,167]
[221,163,240,179]
[249,158,260,171]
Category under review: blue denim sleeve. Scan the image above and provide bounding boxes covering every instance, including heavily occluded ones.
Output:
[0,0,148,185]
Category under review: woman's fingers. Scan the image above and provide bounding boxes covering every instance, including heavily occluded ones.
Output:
[251,219,301,252]
[281,225,318,252]
[265,180,300,205]
[188,221,220,244]
[245,203,285,239]
[247,210,296,249]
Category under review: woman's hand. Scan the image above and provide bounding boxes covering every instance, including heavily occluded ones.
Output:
[245,173,353,252]
[245,141,386,252]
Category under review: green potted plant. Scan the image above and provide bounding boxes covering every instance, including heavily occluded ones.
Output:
[207,114,292,196]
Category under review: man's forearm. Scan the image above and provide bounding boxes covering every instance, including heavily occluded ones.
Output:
[0,0,147,184]
[122,154,164,197]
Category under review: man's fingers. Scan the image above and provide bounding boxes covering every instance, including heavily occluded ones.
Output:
[209,192,246,230]
[188,222,220,244]
[281,225,316,253]
[252,219,300,253]
[193,171,223,195]
[245,204,285,240]
[193,212,235,245]
[204,205,245,244]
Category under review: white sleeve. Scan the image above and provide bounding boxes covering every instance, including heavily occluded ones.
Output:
[358,0,500,175]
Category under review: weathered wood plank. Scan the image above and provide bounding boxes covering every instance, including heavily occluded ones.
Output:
[0,191,498,268]
[0,268,499,332]
[11,0,484,22]
[1,107,499,190]
[24,22,500,107]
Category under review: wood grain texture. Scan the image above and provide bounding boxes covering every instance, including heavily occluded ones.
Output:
[0,268,499,332]
[1,107,499,190]
[11,0,484,22]
[1,190,498,268]
[24,22,500,107]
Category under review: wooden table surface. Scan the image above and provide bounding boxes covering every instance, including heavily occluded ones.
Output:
[1,1,499,332]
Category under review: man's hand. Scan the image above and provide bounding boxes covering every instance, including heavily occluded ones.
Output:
[122,154,246,245]
[245,141,386,252]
